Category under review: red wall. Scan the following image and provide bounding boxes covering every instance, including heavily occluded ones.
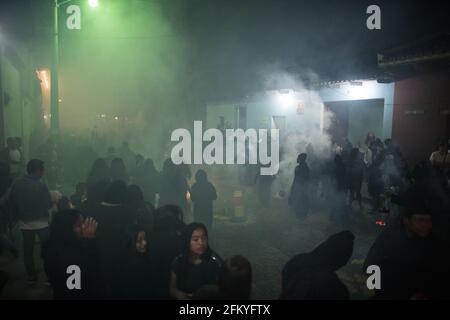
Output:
[392,71,450,167]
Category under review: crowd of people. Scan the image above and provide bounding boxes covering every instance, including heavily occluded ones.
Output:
[287,134,450,225]
[0,132,449,300]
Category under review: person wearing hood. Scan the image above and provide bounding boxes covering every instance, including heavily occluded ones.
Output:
[42,210,104,299]
[190,170,217,232]
[280,231,354,300]
[159,159,189,210]
[363,191,450,300]
[94,180,134,298]
[86,158,110,191]
[151,205,186,299]
[132,158,160,206]
[288,153,310,220]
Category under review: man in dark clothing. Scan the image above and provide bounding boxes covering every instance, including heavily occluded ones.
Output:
[191,170,217,232]
[364,194,450,300]
[281,231,354,300]
[10,159,52,284]
[289,153,310,220]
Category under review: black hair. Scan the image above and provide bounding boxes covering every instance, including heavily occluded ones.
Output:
[218,255,252,299]
[87,158,109,185]
[27,159,44,175]
[86,180,110,204]
[49,209,81,245]
[195,169,208,183]
[182,222,210,258]
[104,180,127,204]
[297,153,307,163]
[126,184,144,207]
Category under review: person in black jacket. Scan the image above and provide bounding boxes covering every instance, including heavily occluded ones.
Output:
[94,180,134,299]
[170,223,221,300]
[280,231,354,300]
[42,209,104,299]
[363,193,450,300]
[151,205,186,299]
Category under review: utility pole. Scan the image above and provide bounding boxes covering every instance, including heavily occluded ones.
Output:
[51,0,60,132]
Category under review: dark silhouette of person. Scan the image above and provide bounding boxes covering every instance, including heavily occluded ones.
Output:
[110,158,129,184]
[159,159,189,210]
[328,155,349,223]
[364,192,450,300]
[191,170,217,232]
[80,179,110,219]
[94,180,134,298]
[289,153,310,220]
[42,210,104,299]
[152,205,186,299]
[86,158,110,191]
[347,148,365,208]
[333,155,347,192]
[10,159,52,284]
[120,196,156,299]
[280,231,354,300]
[194,254,252,300]
[133,158,160,206]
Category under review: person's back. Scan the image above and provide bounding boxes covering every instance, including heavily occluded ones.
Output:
[134,159,160,205]
[191,170,216,230]
[10,159,52,284]
[94,181,133,298]
[11,171,51,223]
[160,162,188,208]
[281,231,354,300]
[294,162,310,185]
[152,206,185,299]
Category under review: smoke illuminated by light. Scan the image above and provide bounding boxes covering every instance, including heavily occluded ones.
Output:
[276,89,296,109]
[88,0,99,8]
[37,70,50,90]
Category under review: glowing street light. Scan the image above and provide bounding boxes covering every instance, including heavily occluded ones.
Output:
[88,0,99,8]
[277,89,296,109]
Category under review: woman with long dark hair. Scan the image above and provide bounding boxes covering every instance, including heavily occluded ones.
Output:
[169,223,221,300]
